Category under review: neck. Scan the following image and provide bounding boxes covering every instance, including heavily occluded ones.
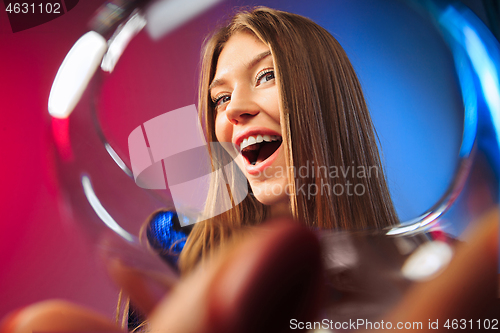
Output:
[269,200,292,219]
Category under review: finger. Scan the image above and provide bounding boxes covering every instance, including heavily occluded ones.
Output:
[384,207,499,331]
[100,230,180,317]
[148,218,323,333]
[0,300,122,333]
[106,258,175,315]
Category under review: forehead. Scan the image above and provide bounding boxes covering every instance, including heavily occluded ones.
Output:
[215,31,271,75]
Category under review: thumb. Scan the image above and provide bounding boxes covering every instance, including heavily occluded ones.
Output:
[149,218,323,333]
[0,300,122,333]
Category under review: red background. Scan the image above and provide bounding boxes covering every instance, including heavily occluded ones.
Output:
[0,0,119,319]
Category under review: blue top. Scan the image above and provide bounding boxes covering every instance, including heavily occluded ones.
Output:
[146,210,191,266]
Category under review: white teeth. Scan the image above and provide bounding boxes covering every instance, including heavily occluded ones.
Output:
[239,134,282,150]
[241,138,248,150]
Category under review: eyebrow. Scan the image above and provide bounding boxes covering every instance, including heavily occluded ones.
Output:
[209,50,272,93]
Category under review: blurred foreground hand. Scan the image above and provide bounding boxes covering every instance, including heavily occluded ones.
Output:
[0,209,497,333]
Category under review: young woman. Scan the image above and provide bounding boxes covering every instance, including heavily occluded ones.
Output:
[3,7,497,333]
[178,6,399,274]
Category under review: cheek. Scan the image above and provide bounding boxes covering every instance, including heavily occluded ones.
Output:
[266,87,281,124]
[214,113,231,143]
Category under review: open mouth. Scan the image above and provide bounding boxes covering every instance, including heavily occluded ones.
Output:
[240,135,282,166]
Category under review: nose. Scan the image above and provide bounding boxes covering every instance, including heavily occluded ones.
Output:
[225,87,259,125]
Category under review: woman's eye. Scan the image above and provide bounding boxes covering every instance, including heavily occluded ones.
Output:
[256,70,275,86]
[214,94,231,107]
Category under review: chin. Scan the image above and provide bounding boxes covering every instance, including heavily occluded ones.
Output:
[250,182,290,206]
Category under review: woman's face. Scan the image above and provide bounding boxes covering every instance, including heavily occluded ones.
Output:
[211,31,289,207]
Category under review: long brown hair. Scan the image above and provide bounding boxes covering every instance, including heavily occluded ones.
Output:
[178,7,398,274]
